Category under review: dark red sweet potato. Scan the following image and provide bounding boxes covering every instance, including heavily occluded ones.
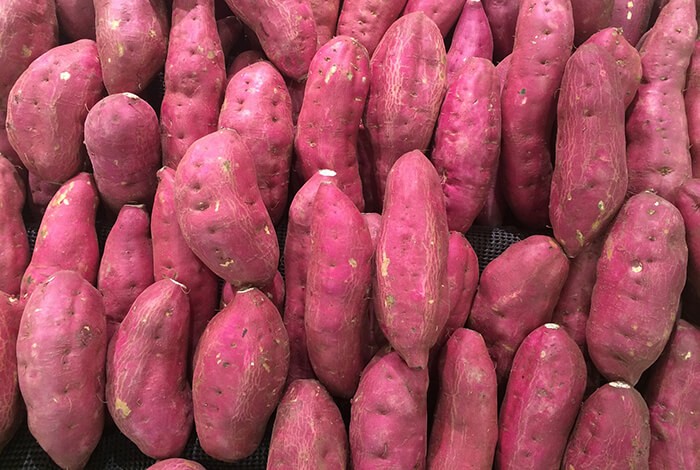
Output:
[481,0,519,61]
[571,0,614,45]
[688,40,700,175]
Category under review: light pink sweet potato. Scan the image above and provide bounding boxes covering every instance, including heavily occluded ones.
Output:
[644,319,700,469]
[365,12,447,204]
[374,150,449,369]
[228,49,265,77]
[610,0,655,46]
[309,0,341,46]
[295,36,369,211]
[563,381,650,469]
[626,0,697,204]
[94,0,169,94]
[6,40,104,183]
[432,57,500,232]
[0,156,28,296]
[446,0,494,81]
[56,0,96,41]
[20,173,99,301]
[17,270,107,470]
[496,323,587,469]
[107,279,192,459]
[222,0,317,80]
[219,61,293,224]
[688,40,700,175]
[349,348,429,470]
[403,0,467,36]
[336,0,408,56]
[84,93,161,213]
[98,204,154,341]
[466,235,570,386]
[192,287,289,462]
[571,0,614,45]
[0,292,22,452]
[174,129,279,288]
[146,459,206,470]
[220,270,285,312]
[677,179,700,292]
[161,0,227,169]
[267,379,348,469]
[481,0,519,61]
[587,191,688,385]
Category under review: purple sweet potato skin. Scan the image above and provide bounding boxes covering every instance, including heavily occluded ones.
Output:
[374,151,450,370]
[223,0,317,80]
[221,270,285,312]
[495,324,587,470]
[6,40,104,183]
[550,43,628,258]
[336,0,408,56]
[161,0,226,170]
[267,379,348,469]
[361,212,387,362]
[152,167,218,355]
[305,183,373,398]
[0,1,58,167]
[107,279,192,459]
[481,0,519,61]
[432,57,501,232]
[688,41,700,175]
[56,0,96,41]
[349,349,429,470]
[610,0,655,46]
[174,129,279,288]
[20,173,100,301]
[677,179,700,291]
[0,293,22,452]
[295,36,369,211]
[98,204,155,341]
[84,93,161,213]
[309,0,341,46]
[192,288,289,462]
[216,15,242,59]
[500,0,574,228]
[0,156,28,296]
[403,0,467,36]
[16,270,107,470]
[644,319,700,469]
[427,329,498,470]
[219,61,293,224]
[571,0,614,45]
[365,12,447,205]
[446,0,494,81]
[94,0,169,94]
[563,382,651,469]
[587,192,688,385]
[625,0,697,204]
[146,459,206,470]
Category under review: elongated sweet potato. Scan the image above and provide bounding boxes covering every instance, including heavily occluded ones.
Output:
[610,0,655,46]
[147,459,206,470]
[56,0,96,41]
[6,40,104,183]
[427,329,498,470]
[17,270,107,470]
[349,348,429,470]
[446,0,494,81]
[267,379,348,469]
[221,270,285,312]
[374,150,449,369]
[571,0,614,45]
[193,287,289,462]
[0,292,22,452]
[336,0,408,56]
[161,0,226,169]
[587,191,687,385]
[219,61,293,224]
[309,0,341,46]
[481,0,519,61]
[20,173,99,301]
[496,324,587,469]
[563,381,650,469]
[0,156,28,296]
[688,41,700,175]
[403,0,467,36]
[432,57,500,232]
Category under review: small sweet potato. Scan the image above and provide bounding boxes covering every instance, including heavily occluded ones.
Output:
[610,0,655,46]
[403,0,467,36]
[146,459,206,470]
[688,40,700,175]
[0,292,22,452]
[0,156,28,296]
[446,0,494,81]
[336,0,408,56]
[481,0,519,61]
[309,0,341,46]
[571,0,614,45]
[220,270,285,312]
[56,0,96,41]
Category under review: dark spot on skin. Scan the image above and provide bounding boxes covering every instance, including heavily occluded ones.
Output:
[242,328,248,338]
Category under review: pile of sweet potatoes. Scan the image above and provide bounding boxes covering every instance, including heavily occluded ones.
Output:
[0,0,699,469]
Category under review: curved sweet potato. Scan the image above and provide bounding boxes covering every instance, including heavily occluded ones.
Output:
[336,0,407,56]
[446,0,494,81]
[0,292,22,452]
[0,156,28,296]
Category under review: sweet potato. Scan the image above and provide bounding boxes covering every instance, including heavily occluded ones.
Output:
[644,319,700,469]
[571,0,614,45]
[550,43,628,258]
[267,379,348,469]
[349,348,429,469]
[587,191,687,385]
[481,0,519,61]
[222,0,317,80]
[374,150,449,369]
[495,53,512,90]
[309,0,341,46]
[365,12,447,204]
[688,40,700,175]
[98,204,154,341]
[56,0,96,41]
[216,15,242,60]
[0,156,28,296]
[0,292,22,452]
[220,270,285,312]
[0,1,58,167]
[84,93,161,213]
[432,57,500,232]
[610,0,655,46]
[427,329,498,470]
[228,49,265,77]
[219,61,293,224]
[403,0,467,36]
[496,324,587,469]
[94,0,168,94]
[563,381,650,469]
[161,0,227,169]
[16,270,107,470]
[20,173,99,301]
[361,212,387,362]
[500,0,574,228]
[147,459,206,470]
[174,129,279,288]
[356,125,380,213]
[446,0,494,81]
[295,36,369,211]
[626,0,697,204]
[336,0,408,56]
[107,279,192,459]
[192,287,289,462]
[6,40,104,183]
[677,179,700,293]
[26,174,61,221]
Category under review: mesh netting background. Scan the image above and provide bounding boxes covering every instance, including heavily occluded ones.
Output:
[0,222,525,469]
